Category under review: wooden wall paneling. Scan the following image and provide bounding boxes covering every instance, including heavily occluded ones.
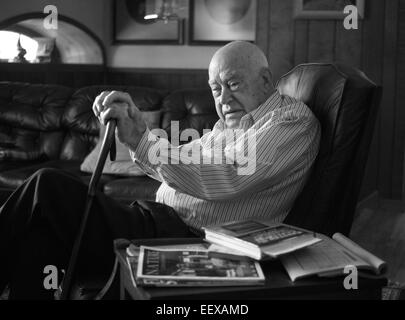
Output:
[44,70,63,86]
[167,73,180,92]
[108,72,121,86]
[120,73,128,86]
[73,71,91,87]
[85,70,106,87]
[294,20,309,66]
[393,0,405,199]
[142,73,156,88]
[256,0,271,57]
[194,72,209,91]
[115,73,125,86]
[308,21,336,63]
[268,0,295,80]
[133,73,143,87]
[180,73,195,90]
[29,70,46,84]
[155,73,167,91]
[361,0,386,198]
[334,19,363,68]
[0,63,107,88]
[104,69,209,91]
[120,72,133,87]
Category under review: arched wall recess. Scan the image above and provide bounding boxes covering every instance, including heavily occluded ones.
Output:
[0,12,106,65]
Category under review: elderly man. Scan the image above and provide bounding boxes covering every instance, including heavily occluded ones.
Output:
[0,41,320,299]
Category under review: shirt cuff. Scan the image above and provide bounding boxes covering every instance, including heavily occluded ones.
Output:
[130,129,167,169]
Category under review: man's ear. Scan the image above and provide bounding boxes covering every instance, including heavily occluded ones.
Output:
[260,68,274,91]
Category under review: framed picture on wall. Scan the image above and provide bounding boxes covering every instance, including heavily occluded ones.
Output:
[113,0,184,44]
[189,0,257,45]
[294,0,365,20]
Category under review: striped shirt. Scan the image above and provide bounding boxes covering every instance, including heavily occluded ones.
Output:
[131,91,321,231]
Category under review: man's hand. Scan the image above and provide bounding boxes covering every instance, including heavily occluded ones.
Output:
[92,91,147,150]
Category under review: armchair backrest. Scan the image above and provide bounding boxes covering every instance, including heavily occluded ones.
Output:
[278,63,382,236]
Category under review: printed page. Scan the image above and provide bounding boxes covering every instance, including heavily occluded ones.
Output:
[280,235,370,282]
[332,233,387,274]
[261,234,322,257]
[127,243,208,257]
[207,243,253,261]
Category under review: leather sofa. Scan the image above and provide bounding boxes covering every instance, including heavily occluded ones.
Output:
[0,82,218,206]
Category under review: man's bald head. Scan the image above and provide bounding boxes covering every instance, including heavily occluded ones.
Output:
[208,41,274,129]
[209,41,269,76]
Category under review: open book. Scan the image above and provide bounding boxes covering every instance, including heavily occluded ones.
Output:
[203,219,322,260]
[280,233,388,282]
[126,243,265,287]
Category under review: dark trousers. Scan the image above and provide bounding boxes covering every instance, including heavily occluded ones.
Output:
[0,168,195,299]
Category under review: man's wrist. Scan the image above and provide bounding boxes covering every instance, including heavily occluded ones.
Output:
[125,126,147,152]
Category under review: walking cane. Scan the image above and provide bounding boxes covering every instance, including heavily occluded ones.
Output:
[60,119,117,300]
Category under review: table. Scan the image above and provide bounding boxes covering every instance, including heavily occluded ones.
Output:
[114,238,387,300]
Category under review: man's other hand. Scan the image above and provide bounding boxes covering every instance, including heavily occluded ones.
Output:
[92,91,147,150]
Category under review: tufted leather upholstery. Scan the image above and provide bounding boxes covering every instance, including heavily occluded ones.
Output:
[0,82,73,162]
[280,63,382,236]
[59,85,166,161]
[0,82,217,204]
[161,88,217,143]
[103,176,161,204]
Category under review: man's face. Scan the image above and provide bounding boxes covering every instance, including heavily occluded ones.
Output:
[208,63,267,129]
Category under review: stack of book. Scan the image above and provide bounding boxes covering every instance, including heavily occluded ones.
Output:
[125,219,387,287]
[203,219,322,260]
[202,219,387,282]
[126,243,265,287]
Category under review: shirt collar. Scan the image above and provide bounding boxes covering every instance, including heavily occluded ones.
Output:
[217,90,282,130]
[248,90,282,124]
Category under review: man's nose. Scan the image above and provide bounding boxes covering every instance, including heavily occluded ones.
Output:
[219,87,232,105]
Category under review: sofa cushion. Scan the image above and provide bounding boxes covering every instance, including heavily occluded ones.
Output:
[59,85,166,162]
[0,82,73,161]
[80,123,146,177]
[103,176,161,202]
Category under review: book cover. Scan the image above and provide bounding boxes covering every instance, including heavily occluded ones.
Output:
[129,245,265,287]
[203,219,322,260]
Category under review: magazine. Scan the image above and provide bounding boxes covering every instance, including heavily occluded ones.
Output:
[280,233,388,282]
[127,244,265,287]
[203,219,322,260]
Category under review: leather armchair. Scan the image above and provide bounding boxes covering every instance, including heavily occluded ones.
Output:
[281,63,382,236]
